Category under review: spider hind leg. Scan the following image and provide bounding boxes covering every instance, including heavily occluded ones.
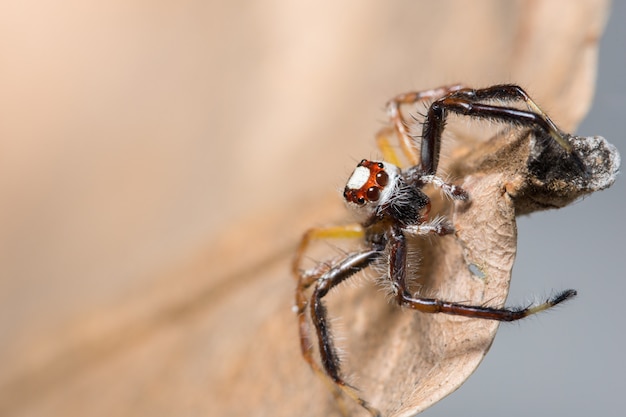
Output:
[388,223,577,320]
[399,289,577,321]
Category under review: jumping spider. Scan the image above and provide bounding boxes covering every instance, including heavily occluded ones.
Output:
[293,84,579,417]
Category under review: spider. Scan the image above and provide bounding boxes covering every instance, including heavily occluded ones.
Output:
[293,84,580,417]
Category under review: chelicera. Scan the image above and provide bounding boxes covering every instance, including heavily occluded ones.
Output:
[293,84,579,417]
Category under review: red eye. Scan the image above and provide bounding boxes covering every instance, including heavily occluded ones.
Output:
[366,186,380,201]
[376,171,388,186]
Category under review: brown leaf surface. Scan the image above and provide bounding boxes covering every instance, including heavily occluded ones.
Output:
[0,2,613,417]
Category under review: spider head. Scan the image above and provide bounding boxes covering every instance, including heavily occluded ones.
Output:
[343,159,400,218]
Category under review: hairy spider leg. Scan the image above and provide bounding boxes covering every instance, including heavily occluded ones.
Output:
[293,225,382,416]
[385,84,465,167]
[307,250,383,417]
[388,224,577,320]
[450,84,569,151]
[422,84,585,174]
[293,224,366,361]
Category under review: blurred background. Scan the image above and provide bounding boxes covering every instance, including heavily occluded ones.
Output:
[0,1,623,416]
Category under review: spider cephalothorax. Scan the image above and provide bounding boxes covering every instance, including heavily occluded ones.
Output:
[293,84,579,417]
[343,159,430,227]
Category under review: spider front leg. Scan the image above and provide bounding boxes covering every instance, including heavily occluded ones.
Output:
[296,249,383,417]
[421,84,585,174]
[450,84,567,150]
[388,225,577,320]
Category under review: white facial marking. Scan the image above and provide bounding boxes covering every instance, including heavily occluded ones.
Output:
[346,166,370,190]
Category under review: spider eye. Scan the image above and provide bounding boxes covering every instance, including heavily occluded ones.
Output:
[375,170,388,186]
[357,197,366,205]
[366,187,380,201]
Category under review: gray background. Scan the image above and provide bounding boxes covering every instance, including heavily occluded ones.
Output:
[423,3,625,417]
